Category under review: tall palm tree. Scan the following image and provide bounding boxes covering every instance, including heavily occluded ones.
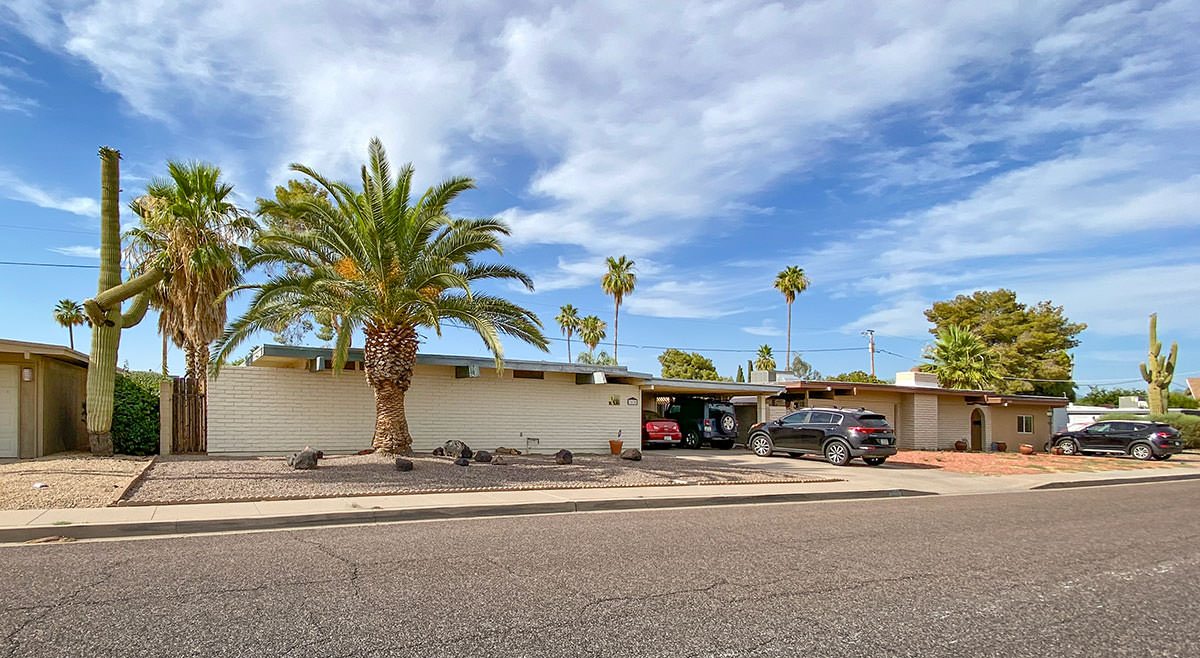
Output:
[773,266,809,369]
[52,299,86,350]
[601,255,636,363]
[125,162,256,391]
[577,315,607,359]
[555,304,581,363]
[754,344,776,371]
[921,325,1001,390]
[214,138,549,454]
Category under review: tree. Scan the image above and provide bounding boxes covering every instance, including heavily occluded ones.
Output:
[920,325,1001,390]
[829,370,886,384]
[773,266,809,368]
[577,315,607,360]
[658,349,724,380]
[1078,387,1144,407]
[555,304,581,363]
[601,255,636,363]
[736,365,745,382]
[578,350,616,366]
[214,138,548,454]
[754,344,776,371]
[1170,390,1199,409]
[1139,313,1177,415]
[126,161,257,392]
[790,353,821,380]
[52,299,86,350]
[925,289,1085,397]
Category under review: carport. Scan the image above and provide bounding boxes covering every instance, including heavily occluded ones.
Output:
[639,378,784,445]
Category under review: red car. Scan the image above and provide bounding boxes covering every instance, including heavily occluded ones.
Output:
[642,411,683,448]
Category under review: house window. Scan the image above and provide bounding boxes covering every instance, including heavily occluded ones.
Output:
[1017,415,1034,434]
[511,370,544,379]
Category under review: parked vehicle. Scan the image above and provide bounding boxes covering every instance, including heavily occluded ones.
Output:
[642,411,682,448]
[663,398,738,449]
[746,407,897,466]
[1051,420,1183,460]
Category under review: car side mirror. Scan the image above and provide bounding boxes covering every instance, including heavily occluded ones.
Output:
[774,419,783,425]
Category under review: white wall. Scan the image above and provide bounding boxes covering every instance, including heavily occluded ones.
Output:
[207,365,641,456]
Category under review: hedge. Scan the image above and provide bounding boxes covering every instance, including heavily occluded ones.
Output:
[1098,413,1200,450]
[111,371,166,456]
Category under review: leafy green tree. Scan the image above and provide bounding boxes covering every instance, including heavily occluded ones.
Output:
[1078,387,1144,407]
[790,353,821,380]
[658,349,724,380]
[830,370,886,383]
[52,299,87,350]
[577,315,607,359]
[214,139,548,454]
[578,350,616,366]
[601,256,636,363]
[736,365,745,382]
[925,289,1085,397]
[754,344,776,371]
[920,325,1001,390]
[555,304,581,363]
[773,266,809,368]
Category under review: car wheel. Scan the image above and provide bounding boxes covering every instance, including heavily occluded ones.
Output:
[1130,443,1154,461]
[1057,439,1080,456]
[718,413,736,435]
[863,457,886,466]
[824,441,851,466]
[683,430,702,450]
[711,439,734,450]
[749,433,773,457]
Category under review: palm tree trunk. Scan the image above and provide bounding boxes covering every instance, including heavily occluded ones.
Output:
[161,333,169,376]
[566,331,572,363]
[364,324,419,454]
[194,342,209,395]
[613,303,620,363]
[68,325,75,351]
[785,300,792,369]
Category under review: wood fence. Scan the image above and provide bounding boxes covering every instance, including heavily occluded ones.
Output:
[171,377,207,453]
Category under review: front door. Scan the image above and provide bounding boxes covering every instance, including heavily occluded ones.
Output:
[0,365,19,458]
[970,409,984,451]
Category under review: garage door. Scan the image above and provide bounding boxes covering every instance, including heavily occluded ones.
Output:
[0,365,18,458]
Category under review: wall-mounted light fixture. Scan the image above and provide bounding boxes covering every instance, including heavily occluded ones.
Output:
[21,367,33,382]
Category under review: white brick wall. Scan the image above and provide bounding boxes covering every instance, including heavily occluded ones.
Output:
[936,398,975,451]
[898,393,938,450]
[207,365,641,456]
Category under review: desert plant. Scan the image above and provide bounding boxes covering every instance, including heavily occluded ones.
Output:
[555,304,581,363]
[773,266,809,367]
[754,344,776,371]
[921,325,1001,390]
[601,256,636,363]
[52,299,87,350]
[577,315,607,358]
[1139,313,1177,415]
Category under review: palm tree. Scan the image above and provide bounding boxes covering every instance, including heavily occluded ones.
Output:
[125,162,257,391]
[773,266,809,368]
[754,344,776,371]
[555,304,581,362]
[214,138,548,454]
[577,315,607,359]
[52,299,86,350]
[921,325,1001,390]
[601,255,636,362]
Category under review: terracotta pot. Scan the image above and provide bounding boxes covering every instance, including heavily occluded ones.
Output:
[1051,446,1064,455]
[995,442,1008,453]
[1019,444,1034,455]
[954,440,967,452]
[609,440,624,455]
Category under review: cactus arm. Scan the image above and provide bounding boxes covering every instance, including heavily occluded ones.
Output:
[1140,361,1151,383]
[91,269,164,312]
[120,287,155,328]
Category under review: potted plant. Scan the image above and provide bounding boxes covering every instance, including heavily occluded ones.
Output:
[1019,444,1034,455]
[995,441,1008,452]
[609,429,624,456]
[954,440,967,452]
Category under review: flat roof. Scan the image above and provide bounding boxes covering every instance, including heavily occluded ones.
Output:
[777,379,1068,407]
[0,338,88,367]
[640,378,784,396]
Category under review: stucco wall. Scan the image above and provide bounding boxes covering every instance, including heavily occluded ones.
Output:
[988,405,1051,450]
[207,364,642,455]
[936,398,976,451]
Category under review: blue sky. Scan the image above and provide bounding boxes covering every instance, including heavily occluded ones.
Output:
[1,1,1197,391]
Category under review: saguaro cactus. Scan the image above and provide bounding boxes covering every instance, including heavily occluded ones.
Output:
[83,147,164,455]
[1139,313,1177,415]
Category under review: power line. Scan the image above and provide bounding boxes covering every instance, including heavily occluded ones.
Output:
[0,223,93,235]
[542,333,866,355]
[0,260,99,269]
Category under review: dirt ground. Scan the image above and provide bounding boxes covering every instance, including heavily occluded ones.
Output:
[887,449,1198,475]
[122,451,833,505]
[0,453,152,510]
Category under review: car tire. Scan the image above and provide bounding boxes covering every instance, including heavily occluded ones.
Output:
[683,430,702,450]
[1130,442,1154,461]
[749,433,773,457]
[718,413,737,435]
[824,440,851,466]
[711,439,734,450]
[1057,439,1080,456]
[863,457,886,466]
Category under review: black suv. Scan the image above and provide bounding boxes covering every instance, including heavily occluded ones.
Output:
[663,398,738,449]
[746,408,897,466]
[1052,420,1183,460]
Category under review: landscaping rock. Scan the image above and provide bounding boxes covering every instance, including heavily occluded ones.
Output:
[491,455,507,465]
[620,448,642,461]
[431,446,445,456]
[443,440,473,459]
[454,457,471,467]
[474,450,492,463]
[494,447,522,455]
[356,449,375,456]
[394,458,413,472]
[285,447,320,470]
[554,449,573,465]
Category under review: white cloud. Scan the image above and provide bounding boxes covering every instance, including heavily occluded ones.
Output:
[49,245,100,258]
[841,297,933,338]
[0,169,98,216]
[741,320,783,337]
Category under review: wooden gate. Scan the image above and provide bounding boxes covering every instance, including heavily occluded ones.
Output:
[171,377,207,453]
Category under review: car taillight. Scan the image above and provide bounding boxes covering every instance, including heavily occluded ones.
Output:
[704,419,713,428]
[848,426,880,434]
[1153,431,1173,439]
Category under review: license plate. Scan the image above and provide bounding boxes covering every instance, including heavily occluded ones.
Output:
[879,438,891,445]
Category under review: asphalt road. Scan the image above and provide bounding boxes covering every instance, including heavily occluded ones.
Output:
[3,482,1199,657]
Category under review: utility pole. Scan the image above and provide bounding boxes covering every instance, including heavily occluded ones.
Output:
[861,329,876,378]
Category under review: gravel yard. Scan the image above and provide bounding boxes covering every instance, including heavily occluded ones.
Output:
[0,453,152,510]
[122,451,833,505]
[887,450,1199,475]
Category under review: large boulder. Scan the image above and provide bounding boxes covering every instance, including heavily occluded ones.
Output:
[494,447,522,456]
[491,455,508,465]
[620,448,642,461]
[474,450,492,463]
[554,449,573,465]
[431,446,445,456]
[443,440,473,459]
[394,458,414,472]
[454,457,471,467]
[285,447,320,470]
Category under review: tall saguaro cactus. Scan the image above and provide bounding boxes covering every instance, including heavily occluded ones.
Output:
[82,147,165,455]
[1139,313,1177,415]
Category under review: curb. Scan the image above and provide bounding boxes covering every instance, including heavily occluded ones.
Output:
[1031,471,1200,490]
[0,488,935,545]
[108,456,157,506]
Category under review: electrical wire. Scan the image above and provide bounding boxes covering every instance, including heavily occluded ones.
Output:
[0,223,94,235]
[0,260,99,269]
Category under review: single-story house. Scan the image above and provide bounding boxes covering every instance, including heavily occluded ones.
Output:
[0,338,89,458]
[738,370,1068,452]
[203,344,784,456]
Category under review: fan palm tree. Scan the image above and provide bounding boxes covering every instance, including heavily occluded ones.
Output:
[52,299,86,350]
[773,266,809,368]
[213,138,549,454]
[125,162,257,391]
[577,315,607,359]
[921,325,1001,390]
[601,255,636,363]
[754,344,776,371]
[555,304,581,363]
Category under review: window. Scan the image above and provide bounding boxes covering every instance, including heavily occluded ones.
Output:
[857,414,890,428]
[1017,415,1034,434]
[781,412,810,425]
[511,370,544,379]
[809,412,836,424]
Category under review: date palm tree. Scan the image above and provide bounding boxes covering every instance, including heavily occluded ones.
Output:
[52,299,86,350]
[577,315,607,360]
[921,325,1001,390]
[773,266,809,369]
[601,255,636,363]
[754,344,776,371]
[555,304,581,363]
[125,162,256,391]
[214,138,548,454]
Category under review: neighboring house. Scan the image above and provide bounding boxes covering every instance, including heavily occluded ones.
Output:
[0,338,89,458]
[202,344,783,456]
[1188,378,1200,400]
[735,370,1067,452]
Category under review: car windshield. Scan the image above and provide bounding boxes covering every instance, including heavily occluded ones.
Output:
[857,414,890,428]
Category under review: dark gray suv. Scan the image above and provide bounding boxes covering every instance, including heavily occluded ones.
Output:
[746,407,897,466]
[663,398,738,449]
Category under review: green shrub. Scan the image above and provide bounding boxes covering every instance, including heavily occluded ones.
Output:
[111,371,165,456]
[1098,412,1200,449]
